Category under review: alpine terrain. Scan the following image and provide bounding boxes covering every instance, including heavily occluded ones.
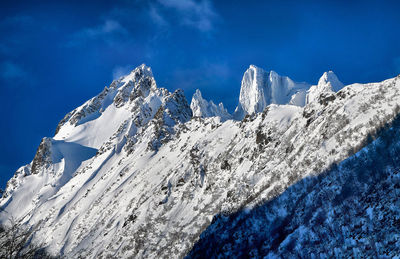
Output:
[1,64,400,258]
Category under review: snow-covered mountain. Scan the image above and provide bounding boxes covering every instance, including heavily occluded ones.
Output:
[1,63,400,258]
[189,111,400,258]
[190,89,231,121]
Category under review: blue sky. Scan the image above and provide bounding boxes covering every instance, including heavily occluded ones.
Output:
[0,0,400,188]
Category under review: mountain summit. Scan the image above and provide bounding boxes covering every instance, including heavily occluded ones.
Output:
[318,70,344,92]
[306,71,344,104]
[233,65,311,120]
[190,89,231,121]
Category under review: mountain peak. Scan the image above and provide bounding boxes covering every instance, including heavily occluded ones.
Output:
[190,89,231,121]
[318,71,343,92]
[121,64,154,85]
[193,89,203,100]
[233,65,269,119]
[132,63,152,76]
[269,69,279,78]
[305,71,344,105]
[249,64,261,70]
[234,65,310,120]
[111,64,157,107]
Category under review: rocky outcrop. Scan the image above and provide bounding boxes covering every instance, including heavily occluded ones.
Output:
[31,137,52,175]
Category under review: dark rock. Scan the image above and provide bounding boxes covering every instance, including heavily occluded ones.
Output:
[31,138,52,175]
[319,93,336,106]
[221,160,231,170]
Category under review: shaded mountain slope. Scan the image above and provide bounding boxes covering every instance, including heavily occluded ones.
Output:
[188,112,400,258]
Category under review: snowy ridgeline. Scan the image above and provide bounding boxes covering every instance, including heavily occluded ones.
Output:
[190,64,343,121]
[0,63,400,258]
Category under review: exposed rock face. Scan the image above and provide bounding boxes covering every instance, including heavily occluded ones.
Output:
[190,89,231,121]
[233,65,310,120]
[147,89,192,151]
[31,137,52,175]
[114,64,157,108]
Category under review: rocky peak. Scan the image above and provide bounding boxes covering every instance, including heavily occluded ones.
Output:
[145,89,192,151]
[164,89,192,125]
[124,64,153,81]
[190,89,207,116]
[233,65,269,120]
[306,71,343,105]
[234,65,310,120]
[114,64,157,107]
[190,89,231,121]
[318,71,343,92]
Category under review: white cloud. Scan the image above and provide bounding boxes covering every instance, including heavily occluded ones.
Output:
[112,65,134,80]
[155,0,219,32]
[149,5,168,27]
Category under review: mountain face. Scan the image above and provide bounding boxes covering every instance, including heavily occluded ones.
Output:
[190,89,231,121]
[1,63,400,258]
[189,111,400,258]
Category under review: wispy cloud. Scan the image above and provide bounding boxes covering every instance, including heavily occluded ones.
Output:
[0,61,32,88]
[0,61,27,80]
[112,64,134,80]
[152,0,219,32]
[169,61,231,91]
[67,20,128,47]
[148,5,168,27]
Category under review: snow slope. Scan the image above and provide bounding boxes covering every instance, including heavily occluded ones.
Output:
[1,64,400,258]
